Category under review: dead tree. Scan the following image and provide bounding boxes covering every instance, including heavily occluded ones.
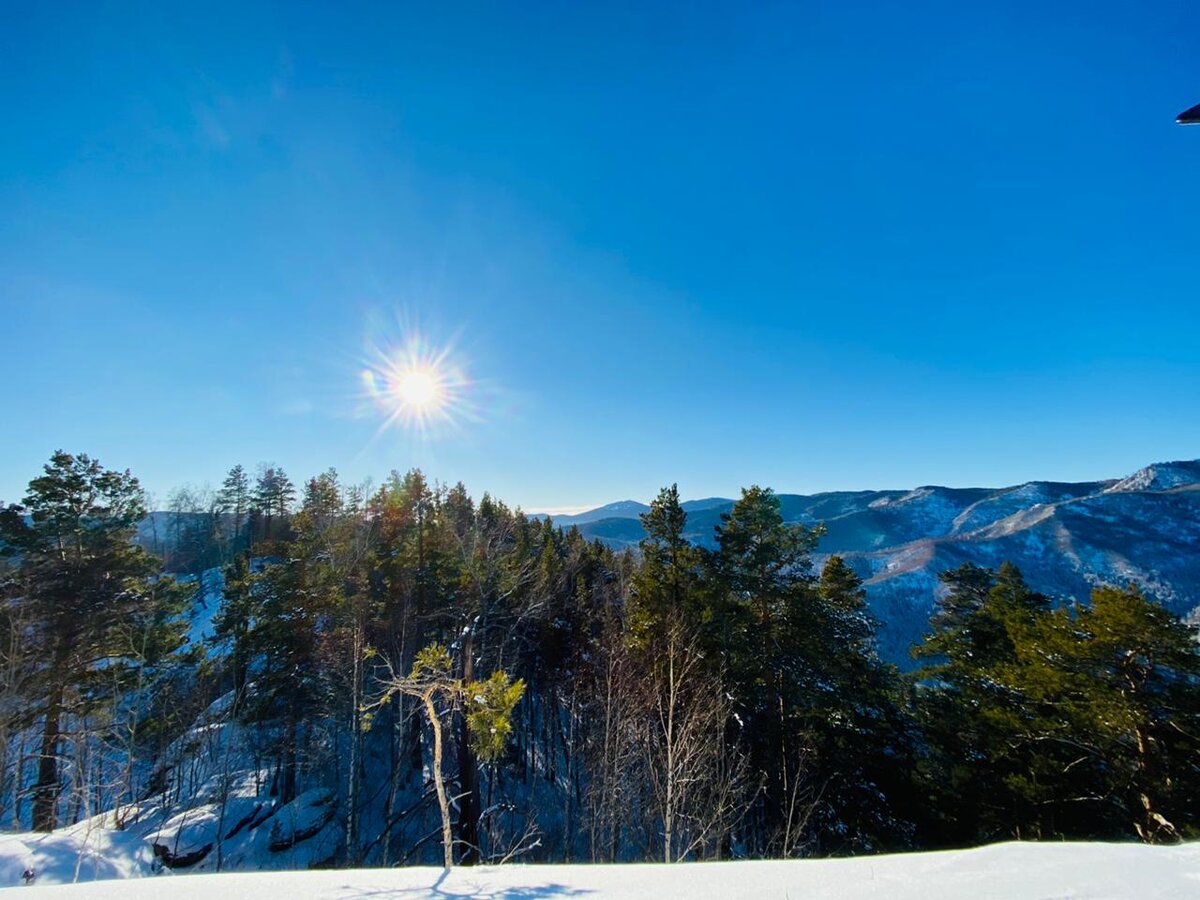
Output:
[638,619,753,862]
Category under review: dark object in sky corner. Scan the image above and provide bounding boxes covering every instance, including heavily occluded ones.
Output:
[1177,102,1200,124]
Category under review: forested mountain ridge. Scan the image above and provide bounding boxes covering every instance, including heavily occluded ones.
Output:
[553,460,1200,662]
[2,451,1198,885]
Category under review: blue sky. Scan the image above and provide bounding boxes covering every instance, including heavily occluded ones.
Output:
[2,1,1199,511]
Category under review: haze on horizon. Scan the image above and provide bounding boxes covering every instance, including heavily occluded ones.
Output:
[3,1,1199,510]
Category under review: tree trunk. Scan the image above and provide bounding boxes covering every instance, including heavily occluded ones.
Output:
[281,704,298,805]
[346,614,364,865]
[1133,724,1177,843]
[32,683,63,832]
[564,684,577,862]
[665,651,676,864]
[385,606,412,865]
[457,630,480,864]
[425,692,454,868]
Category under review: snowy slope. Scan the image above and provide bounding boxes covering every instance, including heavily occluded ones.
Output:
[0,822,154,885]
[1105,460,1200,493]
[852,477,1200,663]
[557,459,1200,664]
[178,568,225,649]
[0,689,345,885]
[8,840,1199,898]
[540,500,652,527]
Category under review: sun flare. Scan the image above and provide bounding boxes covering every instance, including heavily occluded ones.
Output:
[360,331,474,436]
[392,366,442,411]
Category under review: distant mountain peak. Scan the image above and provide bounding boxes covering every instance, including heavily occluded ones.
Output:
[541,499,651,527]
[549,458,1200,667]
[1104,460,1200,494]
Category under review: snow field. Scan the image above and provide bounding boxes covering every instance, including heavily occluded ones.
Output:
[4,839,1198,899]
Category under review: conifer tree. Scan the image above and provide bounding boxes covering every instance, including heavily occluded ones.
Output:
[217,464,251,554]
[913,562,1055,841]
[709,486,823,855]
[629,484,703,642]
[1003,584,1200,842]
[364,469,442,859]
[253,465,296,544]
[627,486,742,861]
[0,451,189,831]
[809,557,916,851]
[445,490,536,863]
[211,552,256,710]
[243,471,357,805]
[912,563,1200,844]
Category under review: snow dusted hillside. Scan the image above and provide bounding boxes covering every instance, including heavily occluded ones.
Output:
[555,459,1200,665]
[3,838,1197,898]
[853,466,1200,662]
[1106,460,1200,494]
[0,689,345,882]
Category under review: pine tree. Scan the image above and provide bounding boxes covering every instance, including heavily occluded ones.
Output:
[363,469,442,861]
[627,486,742,861]
[0,525,38,827]
[913,562,1055,842]
[709,485,824,855]
[443,489,535,864]
[914,562,1000,667]
[629,484,703,643]
[810,556,916,852]
[253,465,296,544]
[1003,584,1200,842]
[296,468,375,864]
[211,552,256,711]
[0,451,189,831]
[216,464,251,554]
[910,562,1200,844]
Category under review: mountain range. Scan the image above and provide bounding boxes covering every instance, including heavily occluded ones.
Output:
[541,460,1200,665]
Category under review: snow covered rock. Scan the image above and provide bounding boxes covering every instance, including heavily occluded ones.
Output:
[265,789,337,853]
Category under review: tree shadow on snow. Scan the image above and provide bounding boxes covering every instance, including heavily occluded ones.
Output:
[12,838,130,886]
[334,869,593,900]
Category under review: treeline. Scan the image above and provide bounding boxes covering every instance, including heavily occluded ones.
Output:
[1,451,1198,866]
[143,463,297,572]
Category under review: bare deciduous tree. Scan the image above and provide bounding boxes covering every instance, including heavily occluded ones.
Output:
[638,619,753,862]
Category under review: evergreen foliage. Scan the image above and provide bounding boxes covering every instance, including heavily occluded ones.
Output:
[2,450,1197,864]
[914,566,1200,844]
[0,451,190,831]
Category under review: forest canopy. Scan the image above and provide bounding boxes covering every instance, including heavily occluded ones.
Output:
[1,451,1198,868]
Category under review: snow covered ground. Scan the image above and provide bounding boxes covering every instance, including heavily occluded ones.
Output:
[3,839,1197,898]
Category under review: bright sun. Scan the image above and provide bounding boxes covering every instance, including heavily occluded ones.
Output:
[392,366,442,410]
[360,331,474,436]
